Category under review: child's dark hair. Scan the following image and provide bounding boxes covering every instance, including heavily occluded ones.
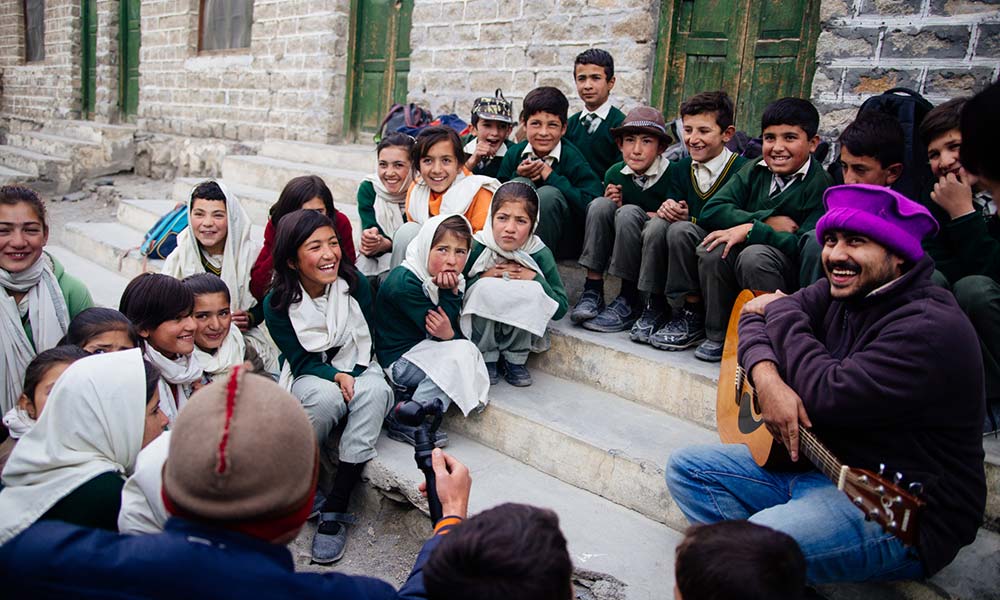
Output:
[840,110,905,168]
[60,307,140,350]
[182,272,232,304]
[919,97,967,147]
[190,181,226,203]
[269,209,359,312]
[491,182,539,229]
[377,132,416,158]
[761,97,820,139]
[269,175,338,227]
[681,90,735,131]
[574,48,615,81]
[21,345,90,402]
[119,273,195,333]
[961,81,1000,183]
[142,359,162,404]
[675,521,806,600]
[411,126,466,167]
[521,87,570,125]
[431,215,473,249]
[0,184,47,230]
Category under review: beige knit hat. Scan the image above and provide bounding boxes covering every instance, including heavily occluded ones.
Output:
[162,366,317,538]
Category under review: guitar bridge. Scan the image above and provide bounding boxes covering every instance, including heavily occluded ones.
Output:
[735,365,747,399]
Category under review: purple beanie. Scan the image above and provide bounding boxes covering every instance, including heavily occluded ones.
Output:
[815,184,939,262]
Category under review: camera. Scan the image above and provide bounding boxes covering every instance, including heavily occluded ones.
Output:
[393,398,445,524]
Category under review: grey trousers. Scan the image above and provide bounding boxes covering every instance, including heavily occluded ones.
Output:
[471,315,534,365]
[290,365,393,463]
[390,221,422,271]
[664,220,708,307]
[578,198,670,294]
[390,357,452,412]
[698,243,795,341]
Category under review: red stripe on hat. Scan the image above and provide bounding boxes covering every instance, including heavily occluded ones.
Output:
[217,366,241,474]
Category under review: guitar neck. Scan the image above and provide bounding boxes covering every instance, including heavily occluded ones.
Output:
[798,429,849,488]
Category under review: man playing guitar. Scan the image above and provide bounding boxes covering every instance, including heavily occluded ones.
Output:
[666,184,987,583]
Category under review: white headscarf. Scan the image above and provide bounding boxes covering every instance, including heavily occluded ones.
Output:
[406,172,500,225]
[144,344,202,424]
[118,430,170,535]
[2,406,35,439]
[357,168,413,277]
[467,184,547,277]
[0,349,147,545]
[192,323,246,379]
[402,214,472,306]
[0,253,70,414]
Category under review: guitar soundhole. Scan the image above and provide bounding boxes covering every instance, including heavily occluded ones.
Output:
[738,390,763,434]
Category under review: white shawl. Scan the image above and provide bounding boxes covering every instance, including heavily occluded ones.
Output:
[192,323,246,379]
[277,280,372,389]
[406,171,500,225]
[118,430,170,535]
[357,170,411,277]
[0,349,146,545]
[144,345,202,424]
[467,195,547,277]
[402,214,471,306]
[0,253,70,414]
[2,406,35,439]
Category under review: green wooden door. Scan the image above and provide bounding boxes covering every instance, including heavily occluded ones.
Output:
[347,0,414,137]
[80,0,97,118]
[118,0,140,118]
[652,0,819,135]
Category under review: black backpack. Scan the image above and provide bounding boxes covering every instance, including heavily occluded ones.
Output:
[376,103,433,142]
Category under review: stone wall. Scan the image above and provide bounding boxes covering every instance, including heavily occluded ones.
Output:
[406,0,660,118]
[813,0,1000,136]
[92,0,120,123]
[136,0,352,143]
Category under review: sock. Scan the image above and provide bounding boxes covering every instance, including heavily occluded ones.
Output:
[619,279,639,306]
[648,294,666,312]
[685,298,704,312]
[323,461,366,515]
[584,277,604,294]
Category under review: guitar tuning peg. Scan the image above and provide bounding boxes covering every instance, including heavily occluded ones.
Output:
[894,472,903,484]
[888,521,898,530]
[867,508,880,521]
[908,482,924,495]
[853,496,864,507]
[878,463,886,475]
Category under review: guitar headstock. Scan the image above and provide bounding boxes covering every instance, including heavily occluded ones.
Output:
[840,464,925,547]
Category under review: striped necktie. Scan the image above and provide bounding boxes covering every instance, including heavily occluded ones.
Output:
[581,113,600,134]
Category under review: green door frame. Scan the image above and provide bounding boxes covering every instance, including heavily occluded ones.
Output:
[80,0,97,118]
[118,0,140,119]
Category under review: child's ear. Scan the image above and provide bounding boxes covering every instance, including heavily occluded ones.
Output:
[721,125,736,143]
[286,259,298,271]
[808,135,821,153]
[608,75,616,90]
[17,394,36,419]
[886,162,904,185]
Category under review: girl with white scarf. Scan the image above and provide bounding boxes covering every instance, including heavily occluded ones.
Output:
[375,215,490,443]
[162,180,279,375]
[262,209,392,564]
[462,182,568,387]
[1,185,94,415]
[182,273,265,381]
[119,273,202,424]
[0,349,168,544]
[356,133,414,278]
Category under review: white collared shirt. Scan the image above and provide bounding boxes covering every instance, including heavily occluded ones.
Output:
[760,157,811,197]
[693,147,735,193]
[521,141,562,167]
[581,99,613,122]
[621,155,669,190]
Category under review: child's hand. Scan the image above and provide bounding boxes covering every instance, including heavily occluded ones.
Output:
[763,215,799,233]
[657,199,688,222]
[605,184,623,206]
[232,310,251,331]
[425,307,455,340]
[334,372,355,402]
[483,264,508,279]
[507,264,537,280]
[433,270,461,292]
[701,223,753,258]
[932,170,976,219]
[516,158,545,181]
[360,227,385,256]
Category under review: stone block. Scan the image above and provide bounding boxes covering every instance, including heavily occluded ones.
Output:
[816,103,859,138]
[526,45,560,65]
[882,26,971,59]
[522,0,557,16]
[930,0,1000,16]
[975,24,1000,58]
[480,21,514,44]
[844,67,922,94]
[610,12,656,40]
[923,67,997,96]
[859,0,923,15]
[464,0,500,20]
[812,66,844,97]
[819,0,852,21]
[452,23,480,43]
[815,28,880,61]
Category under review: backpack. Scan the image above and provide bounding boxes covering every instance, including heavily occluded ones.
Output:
[376,103,433,141]
[140,203,188,260]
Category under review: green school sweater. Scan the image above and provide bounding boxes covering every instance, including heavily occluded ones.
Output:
[21,252,94,349]
[699,157,832,259]
[41,471,124,532]
[939,204,1000,283]
[496,139,604,219]
[463,242,569,321]
[374,266,465,367]
[665,154,750,221]
[461,134,513,179]
[263,277,376,380]
[566,106,627,179]
[603,161,676,214]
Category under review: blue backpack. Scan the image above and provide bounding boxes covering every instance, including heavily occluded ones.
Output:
[140,204,188,260]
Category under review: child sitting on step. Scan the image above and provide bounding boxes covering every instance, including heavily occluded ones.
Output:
[463,181,567,387]
[376,215,490,447]
[183,273,265,381]
[462,89,515,178]
[357,133,415,280]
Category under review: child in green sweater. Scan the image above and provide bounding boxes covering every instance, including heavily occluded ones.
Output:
[462,89,514,179]
[463,182,568,387]
[263,209,392,565]
[572,106,674,335]
[357,133,414,279]
[565,49,626,180]
[692,97,831,362]
[497,87,604,258]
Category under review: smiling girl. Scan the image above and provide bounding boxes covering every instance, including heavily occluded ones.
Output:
[119,273,202,424]
[1,185,93,416]
[182,273,265,381]
[357,133,414,279]
[463,182,567,387]
[264,209,392,564]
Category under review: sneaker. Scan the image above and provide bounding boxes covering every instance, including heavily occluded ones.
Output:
[486,361,499,385]
[384,410,449,448]
[984,400,1000,437]
[570,288,605,323]
[309,487,328,520]
[693,339,724,362]
[311,512,357,564]
[503,363,533,387]
[582,296,638,332]
[649,307,706,351]
[630,303,668,344]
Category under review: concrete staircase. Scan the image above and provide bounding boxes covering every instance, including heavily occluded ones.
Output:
[49,141,1000,600]
[0,118,135,195]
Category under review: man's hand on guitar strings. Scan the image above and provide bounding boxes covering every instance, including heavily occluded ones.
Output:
[750,361,813,462]
[741,290,787,316]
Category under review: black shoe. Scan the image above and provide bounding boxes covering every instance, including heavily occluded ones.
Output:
[384,410,450,447]
[630,303,668,344]
[694,339,724,362]
[503,363,533,387]
[571,288,605,323]
[649,307,706,351]
[486,361,499,385]
[582,295,638,332]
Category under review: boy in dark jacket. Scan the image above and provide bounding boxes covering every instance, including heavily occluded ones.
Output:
[565,49,627,179]
[462,90,514,179]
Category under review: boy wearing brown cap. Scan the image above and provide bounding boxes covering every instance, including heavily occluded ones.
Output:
[462,89,515,179]
[572,106,674,333]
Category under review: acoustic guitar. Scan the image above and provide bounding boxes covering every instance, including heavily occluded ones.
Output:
[716,289,925,546]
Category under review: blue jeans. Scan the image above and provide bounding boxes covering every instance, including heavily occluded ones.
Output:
[665,444,925,584]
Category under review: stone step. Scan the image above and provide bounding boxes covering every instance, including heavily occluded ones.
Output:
[60,221,162,281]
[0,144,69,179]
[446,370,716,529]
[260,139,376,173]
[44,119,136,145]
[5,131,101,160]
[0,163,32,185]
[44,244,130,309]
[221,155,366,206]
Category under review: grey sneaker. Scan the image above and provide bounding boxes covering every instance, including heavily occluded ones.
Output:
[649,307,706,351]
[582,296,637,332]
[486,361,499,385]
[311,512,357,564]
[694,339,725,362]
[571,288,605,323]
[503,362,533,387]
[630,303,668,344]
[384,411,449,448]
